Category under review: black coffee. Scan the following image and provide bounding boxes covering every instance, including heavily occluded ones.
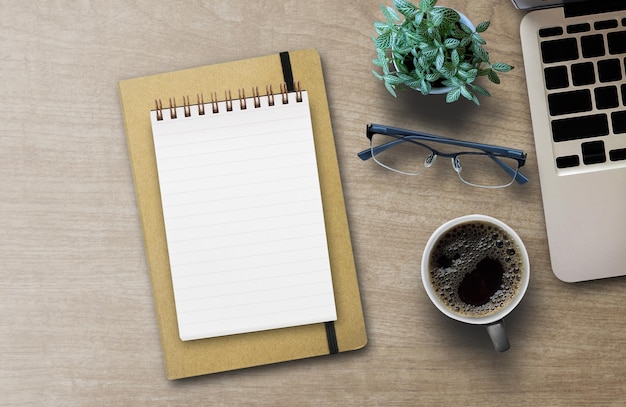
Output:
[428,220,524,318]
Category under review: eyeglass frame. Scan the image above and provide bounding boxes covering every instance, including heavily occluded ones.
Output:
[357,123,529,187]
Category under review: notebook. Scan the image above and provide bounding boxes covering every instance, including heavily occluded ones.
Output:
[118,49,367,378]
[514,0,626,282]
[151,85,337,341]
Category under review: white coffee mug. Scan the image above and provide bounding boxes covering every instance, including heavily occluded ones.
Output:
[421,214,530,352]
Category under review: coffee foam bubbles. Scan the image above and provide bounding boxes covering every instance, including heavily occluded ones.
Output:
[428,220,524,318]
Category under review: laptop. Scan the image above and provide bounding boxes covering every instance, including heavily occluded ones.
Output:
[513,0,626,282]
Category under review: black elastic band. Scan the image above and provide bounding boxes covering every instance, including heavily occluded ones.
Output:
[325,321,339,354]
[279,51,295,92]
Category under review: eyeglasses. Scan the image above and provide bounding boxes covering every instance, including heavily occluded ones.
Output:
[358,124,528,188]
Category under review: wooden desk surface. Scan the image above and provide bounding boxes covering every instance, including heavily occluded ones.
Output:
[2,1,625,405]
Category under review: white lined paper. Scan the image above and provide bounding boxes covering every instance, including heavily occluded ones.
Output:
[150,91,337,341]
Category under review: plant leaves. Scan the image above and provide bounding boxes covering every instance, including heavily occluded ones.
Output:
[420,79,431,95]
[419,0,435,13]
[385,80,398,97]
[375,32,392,50]
[435,51,445,70]
[438,7,460,26]
[384,74,406,85]
[381,5,400,23]
[469,83,491,97]
[446,88,461,103]
[394,0,417,18]
[451,49,460,66]
[425,73,440,83]
[444,38,460,49]
[471,43,489,62]
[491,62,514,72]
[460,85,473,100]
[471,32,487,45]
[475,21,490,33]
[487,69,501,84]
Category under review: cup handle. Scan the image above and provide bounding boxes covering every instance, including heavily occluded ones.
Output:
[485,320,510,352]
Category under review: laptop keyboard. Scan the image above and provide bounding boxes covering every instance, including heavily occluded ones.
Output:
[539,17,626,169]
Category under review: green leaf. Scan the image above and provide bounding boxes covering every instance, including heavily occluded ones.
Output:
[459,22,473,34]
[446,88,461,103]
[394,0,417,17]
[420,79,431,95]
[381,5,400,23]
[487,70,501,84]
[384,81,398,97]
[425,72,440,82]
[384,74,405,85]
[469,83,491,97]
[451,49,460,66]
[430,10,444,27]
[435,51,445,70]
[438,7,460,26]
[438,64,455,79]
[471,43,489,62]
[471,32,487,45]
[460,85,473,100]
[375,32,392,50]
[422,45,438,58]
[475,21,490,33]
[372,70,383,80]
[444,38,460,49]
[374,21,389,34]
[419,0,435,13]
[491,62,514,72]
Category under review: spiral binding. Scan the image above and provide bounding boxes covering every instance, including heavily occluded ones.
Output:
[155,81,303,121]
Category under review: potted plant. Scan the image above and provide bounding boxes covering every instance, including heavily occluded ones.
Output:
[372,0,513,105]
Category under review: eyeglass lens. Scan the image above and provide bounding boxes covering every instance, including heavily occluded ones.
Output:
[370,133,519,187]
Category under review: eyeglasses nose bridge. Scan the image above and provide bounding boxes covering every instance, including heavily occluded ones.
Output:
[451,156,462,173]
[424,153,437,168]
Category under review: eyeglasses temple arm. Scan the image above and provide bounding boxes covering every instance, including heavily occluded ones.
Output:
[368,124,527,160]
[357,138,405,160]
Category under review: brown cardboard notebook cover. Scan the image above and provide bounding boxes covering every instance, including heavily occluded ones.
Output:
[118,49,366,379]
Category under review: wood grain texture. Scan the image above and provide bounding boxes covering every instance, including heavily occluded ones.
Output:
[1,0,625,405]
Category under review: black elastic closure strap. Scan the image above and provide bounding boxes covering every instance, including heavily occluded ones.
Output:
[279,51,295,92]
[325,321,339,354]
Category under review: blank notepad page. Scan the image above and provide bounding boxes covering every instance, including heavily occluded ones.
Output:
[150,90,337,341]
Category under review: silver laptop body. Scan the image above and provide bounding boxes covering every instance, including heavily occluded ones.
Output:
[514,0,626,282]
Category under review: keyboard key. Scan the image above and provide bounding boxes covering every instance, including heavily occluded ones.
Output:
[548,90,592,116]
[556,155,580,168]
[581,34,605,58]
[544,66,569,89]
[598,58,622,82]
[567,23,590,34]
[609,148,626,161]
[552,114,609,142]
[571,62,596,86]
[541,38,579,63]
[621,84,626,105]
[611,111,626,133]
[607,31,626,54]
[595,20,618,30]
[595,86,619,109]
[540,27,564,37]
[582,140,606,164]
